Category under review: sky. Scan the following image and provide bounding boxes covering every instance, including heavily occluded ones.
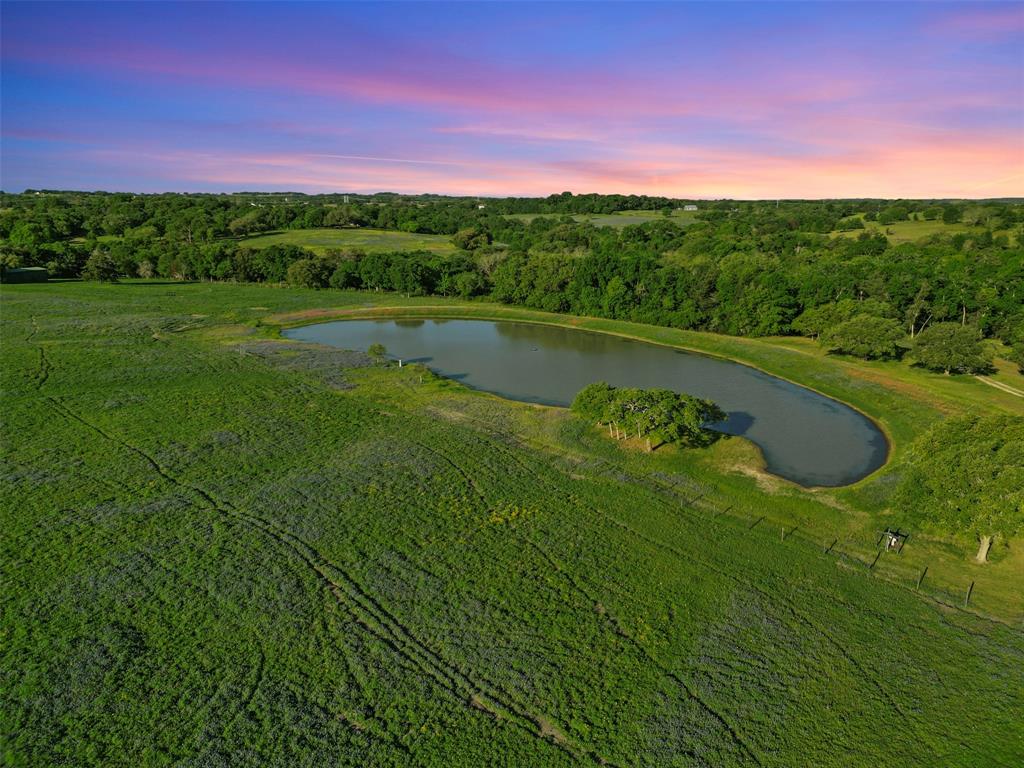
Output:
[1,1,1022,198]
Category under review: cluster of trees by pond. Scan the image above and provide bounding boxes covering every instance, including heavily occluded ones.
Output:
[571,382,725,452]
[3,191,1022,374]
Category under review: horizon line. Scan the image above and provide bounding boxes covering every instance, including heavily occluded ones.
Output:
[4,188,1022,203]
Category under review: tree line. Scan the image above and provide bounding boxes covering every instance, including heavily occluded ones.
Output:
[3,191,1022,373]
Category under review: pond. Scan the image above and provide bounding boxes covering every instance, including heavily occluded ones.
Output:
[284,319,889,487]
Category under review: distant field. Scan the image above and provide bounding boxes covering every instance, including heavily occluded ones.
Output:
[830,217,1018,245]
[505,209,699,228]
[236,227,457,255]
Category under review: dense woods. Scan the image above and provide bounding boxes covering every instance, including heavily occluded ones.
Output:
[2,191,1022,362]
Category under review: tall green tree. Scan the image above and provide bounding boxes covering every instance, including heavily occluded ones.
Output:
[820,314,905,360]
[912,323,992,374]
[893,415,1024,562]
[81,251,119,282]
[286,257,332,289]
[571,382,617,423]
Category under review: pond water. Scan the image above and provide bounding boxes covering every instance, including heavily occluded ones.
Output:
[284,319,889,487]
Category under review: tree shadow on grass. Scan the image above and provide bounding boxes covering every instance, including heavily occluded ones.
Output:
[909,361,997,376]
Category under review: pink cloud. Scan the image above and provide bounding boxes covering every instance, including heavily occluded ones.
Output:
[928,5,1024,39]
[435,123,610,144]
[66,125,1022,199]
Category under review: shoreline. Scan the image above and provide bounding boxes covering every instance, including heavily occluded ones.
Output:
[271,304,894,490]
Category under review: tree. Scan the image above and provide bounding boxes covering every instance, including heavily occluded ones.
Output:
[286,257,332,289]
[643,389,725,449]
[452,227,492,251]
[329,260,361,290]
[820,314,905,360]
[367,343,387,359]
[455,270,484,298]
[792,299,894,339]
[835,216,864,231]
[81,251,119,282]
[893,415,1024,562]
[1011,345,1024,375]
[571,382,616,422]
[571,382,724,450]
[359,253,394,291]
[912,323,992,374]
[878,205,909,225]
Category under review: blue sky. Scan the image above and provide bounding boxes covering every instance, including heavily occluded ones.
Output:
[2,1,1022,197]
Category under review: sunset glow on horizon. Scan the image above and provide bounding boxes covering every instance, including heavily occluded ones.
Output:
[2,1,1022,198]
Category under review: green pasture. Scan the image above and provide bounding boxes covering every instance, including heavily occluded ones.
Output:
[830,217,1019,245]
[2,280,1022,767]
[235,227,458,255]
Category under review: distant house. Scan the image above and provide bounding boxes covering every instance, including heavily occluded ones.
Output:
[683,204,698,211]
[1,266,48,284]
[477,203,486,209]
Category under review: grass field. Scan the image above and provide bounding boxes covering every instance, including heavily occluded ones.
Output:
[3,281,1023,766]
[235,227,458,255]
[505,210,700,229]
[829,217,1019,245]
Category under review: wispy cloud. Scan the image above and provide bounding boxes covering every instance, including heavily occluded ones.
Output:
[927,4,1024,40]
[1,1,1021,196]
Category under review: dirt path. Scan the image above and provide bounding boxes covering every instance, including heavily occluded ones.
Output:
[975,375,1024,398]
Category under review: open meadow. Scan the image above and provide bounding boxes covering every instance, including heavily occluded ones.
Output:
[829,217,1020,245]
[2,280,1022,767]
[235,227,458,255]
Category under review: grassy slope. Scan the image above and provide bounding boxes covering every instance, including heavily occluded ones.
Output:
[235,227,457,255]
[3,281,1022,767]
